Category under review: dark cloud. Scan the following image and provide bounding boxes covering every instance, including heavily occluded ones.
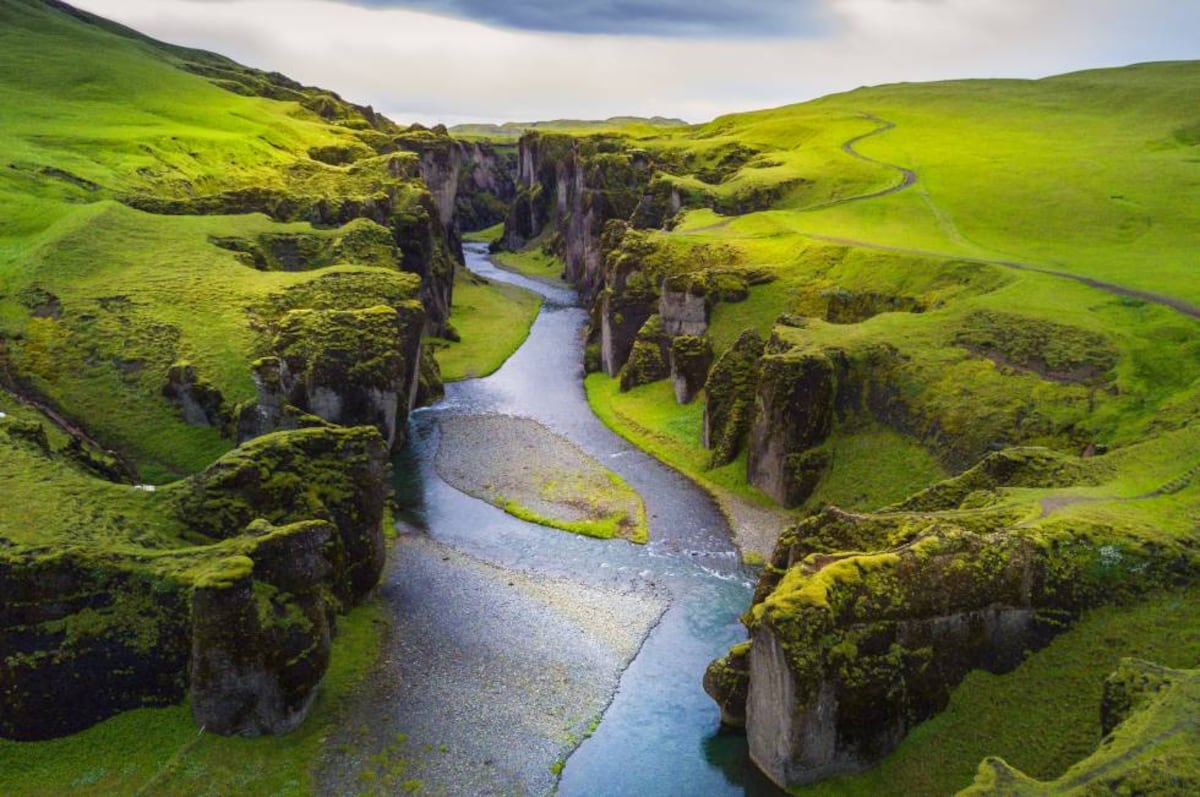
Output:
[343,0,829,37]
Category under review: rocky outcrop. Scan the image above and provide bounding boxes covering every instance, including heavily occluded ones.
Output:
[189,521,335,736]
[236,301,425,450]
[745,529,1056,787]
[502,133,664,300]
[163,362,226,427]
[601,270,660,378]
[703,642,750,728]
[0,425,390,741]
[745,335,906,507]
[669,335,713,404]
[660,274,710,337]
[705,455,1199,790]
[746,351,835,505]
[0,550,192,741]
[620,315,671,391]
[703,329,765,467]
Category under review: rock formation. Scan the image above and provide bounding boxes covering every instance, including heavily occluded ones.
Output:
[704,452,1198,789]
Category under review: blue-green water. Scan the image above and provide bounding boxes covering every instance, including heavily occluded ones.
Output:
[390,244,783,795]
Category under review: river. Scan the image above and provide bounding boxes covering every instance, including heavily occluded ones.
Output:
[320,243,783,796]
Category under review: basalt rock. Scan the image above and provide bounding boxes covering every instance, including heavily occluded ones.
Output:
[669,335,713,404]
[747,351,835,506]
[746,337,906,507]
[502,133,658,300]
[190,521,335,736]
[237,302,425,450]
[163,362,226,427]
[600,257,661,377]
[620,315,671,391]
[1,425,390,741]
[0,550,192,741]
[709,456,1198,790]
[703,642,751,729]
[659,276,710,337]
[703,329,765,467]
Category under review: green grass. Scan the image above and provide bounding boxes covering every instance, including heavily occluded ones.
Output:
[0,0,433,480]
[0,599,387,796]
[797,587,1200,797]
[804,424,948,512]
[585,373,781,509]
[432,266,541,381]
[461,222,504,243]
[492,247,569,285]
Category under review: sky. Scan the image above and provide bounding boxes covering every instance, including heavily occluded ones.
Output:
[72,0,1199,126]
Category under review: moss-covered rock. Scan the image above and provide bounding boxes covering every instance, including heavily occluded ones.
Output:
[669,334,713,404]
[190,520,335,736]
[703,328,765,467]
[163,361,226,428]
[241,302,425,450]
[711,442,1200,790]
[703,641,751,728]
[954,310,1119,385]
[620,315,671,391]
[747,350,836,506]
[962,661,1200,795]
[178,425,391,603]
[416,341,445,406]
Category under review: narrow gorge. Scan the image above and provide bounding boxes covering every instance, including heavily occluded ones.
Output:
[2,2,1199,795]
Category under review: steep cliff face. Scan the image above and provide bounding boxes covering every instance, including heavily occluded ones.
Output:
[235,271,427,451]
[238,303,425,450]
[0,424,390,741]
[502,133,668,300]
[704,450,1198,789]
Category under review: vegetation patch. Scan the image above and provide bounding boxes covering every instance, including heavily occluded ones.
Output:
[431,267,542,381]
[434,414,648,542]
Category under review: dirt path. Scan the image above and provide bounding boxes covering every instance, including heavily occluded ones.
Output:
[681,114,1200,321]
[800,231,1200,320]
[801,113,918,212]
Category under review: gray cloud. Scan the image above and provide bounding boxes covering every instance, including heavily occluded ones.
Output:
[342,0,829,37]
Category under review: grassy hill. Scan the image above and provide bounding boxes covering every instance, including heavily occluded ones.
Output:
[450,115,689,140]
[0,2,530,790]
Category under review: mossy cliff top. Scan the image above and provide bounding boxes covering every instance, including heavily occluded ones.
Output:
[0,418,390,740]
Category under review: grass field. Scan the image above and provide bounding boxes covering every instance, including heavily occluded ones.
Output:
[432,266,541,381]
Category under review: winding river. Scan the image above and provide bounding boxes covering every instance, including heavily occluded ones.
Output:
[322,243,784,795]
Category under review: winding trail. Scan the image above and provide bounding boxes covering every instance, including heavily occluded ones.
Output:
[801,113,918,212]
[800,231,1200,320]
[682,112,1200,321]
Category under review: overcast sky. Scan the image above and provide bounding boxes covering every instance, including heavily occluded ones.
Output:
[73,0,1198,126]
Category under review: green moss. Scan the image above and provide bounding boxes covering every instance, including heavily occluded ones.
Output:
[798,589,1200,797]
[703,328,765,467]
[273,303,422,390]
[0,599,389,796]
